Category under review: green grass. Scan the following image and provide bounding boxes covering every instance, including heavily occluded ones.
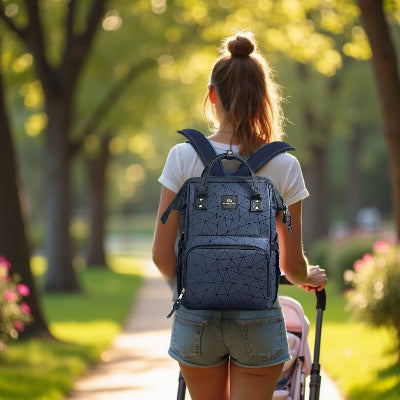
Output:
[279,283,400,400]
[0,256,144,400]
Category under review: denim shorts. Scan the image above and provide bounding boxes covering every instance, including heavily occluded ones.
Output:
[168,300,290,368]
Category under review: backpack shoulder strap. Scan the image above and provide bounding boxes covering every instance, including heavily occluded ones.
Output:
[177,129,225,176]
[233,141,295,176]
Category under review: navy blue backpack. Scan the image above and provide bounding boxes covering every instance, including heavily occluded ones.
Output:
[161,129,294,317]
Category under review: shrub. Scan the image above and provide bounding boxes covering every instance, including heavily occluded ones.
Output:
[308,236,376,290]
[329,236,376,290]
[308,238,332,275]
[345,241,400,353]
[0,256,32,353]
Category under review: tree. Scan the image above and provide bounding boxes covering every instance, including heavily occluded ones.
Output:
[0,40,50,338]
[85,134,112,266]
[73,58,156,266]
[0,0,108,291]
[358,0,400,241]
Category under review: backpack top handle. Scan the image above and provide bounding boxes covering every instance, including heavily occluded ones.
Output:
[195,151,263,212]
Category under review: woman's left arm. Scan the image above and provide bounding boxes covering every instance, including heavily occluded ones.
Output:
[152,186,180,283]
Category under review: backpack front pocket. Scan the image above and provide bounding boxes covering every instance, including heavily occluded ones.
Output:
[182,245,276,310]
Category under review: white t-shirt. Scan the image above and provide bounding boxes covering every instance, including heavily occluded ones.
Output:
[159,140,309,206]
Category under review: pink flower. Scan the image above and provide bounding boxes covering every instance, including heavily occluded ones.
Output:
[20,302,31,314]
[354,259,364,272]
[373,240,391,254]
[4,289,18,302]
[363,253,373,263]
[0,256,11,270]
[14,321,25,332]
[17,284,30,297]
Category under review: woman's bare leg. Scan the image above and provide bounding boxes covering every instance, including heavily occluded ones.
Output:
[230,362,284,400]
[179,362,230,400]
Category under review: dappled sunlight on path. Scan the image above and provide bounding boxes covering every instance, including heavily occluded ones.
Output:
[67,260,184,400]
[68,330,179,399]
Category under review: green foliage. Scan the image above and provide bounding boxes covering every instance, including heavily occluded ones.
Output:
[309,235,376,290]
[0,257,143,400]
[330,236,376,289]
[346,241,400,353]
[2,0,396,223]
[307,237,332,273]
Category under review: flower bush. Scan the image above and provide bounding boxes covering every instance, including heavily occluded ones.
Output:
[345,241,400,352]
[0,256,32,353]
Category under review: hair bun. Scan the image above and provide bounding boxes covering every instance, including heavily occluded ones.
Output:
[227,35,255,57]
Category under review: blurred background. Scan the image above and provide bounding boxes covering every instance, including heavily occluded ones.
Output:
[2,1,397,262]
[0,1,399,399]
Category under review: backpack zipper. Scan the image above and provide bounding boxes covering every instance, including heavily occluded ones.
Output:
[166,244,272,318]
[167,288,185,318]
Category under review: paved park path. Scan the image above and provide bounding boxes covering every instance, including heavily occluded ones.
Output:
[66,258,345,400]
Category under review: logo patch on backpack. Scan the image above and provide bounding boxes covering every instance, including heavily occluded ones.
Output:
[221,195,237,209]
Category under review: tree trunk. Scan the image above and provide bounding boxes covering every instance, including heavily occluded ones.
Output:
[358,0,400,241]
[0,65,51,338]
[347,125,364,228]
[303,144,330,247]
[0,0,107,292]
[43,96,80,292]
[296,63,331,246]
[86,135,112,267]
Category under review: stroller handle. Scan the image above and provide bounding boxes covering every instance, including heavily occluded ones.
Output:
[279,275,326,310]
[279,275,326,400]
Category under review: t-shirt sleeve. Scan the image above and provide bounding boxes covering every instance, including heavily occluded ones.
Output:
[158,146,182,193]
[282,156,309,206]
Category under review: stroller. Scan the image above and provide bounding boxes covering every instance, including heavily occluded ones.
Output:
[176,276,326,400]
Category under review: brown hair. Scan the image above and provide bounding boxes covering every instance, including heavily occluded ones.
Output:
[205,32,284,156]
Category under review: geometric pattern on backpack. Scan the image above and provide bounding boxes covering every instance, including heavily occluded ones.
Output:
[161,130,294,317]
[184,245,277,310]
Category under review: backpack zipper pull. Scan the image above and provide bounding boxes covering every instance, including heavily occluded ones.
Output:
[167,288,185,318]
[283,206,294,234]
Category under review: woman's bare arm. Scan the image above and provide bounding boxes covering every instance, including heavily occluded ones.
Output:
[152,186,180,283]
[277,200,327,291]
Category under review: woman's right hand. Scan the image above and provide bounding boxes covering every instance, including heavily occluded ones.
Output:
[299,266,327,292]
